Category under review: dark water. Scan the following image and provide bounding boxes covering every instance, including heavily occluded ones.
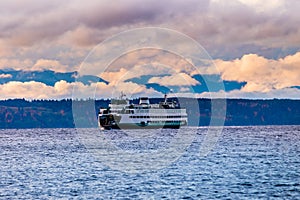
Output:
[0,126,300,199]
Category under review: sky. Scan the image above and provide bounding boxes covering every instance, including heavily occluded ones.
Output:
[0,0,300,99]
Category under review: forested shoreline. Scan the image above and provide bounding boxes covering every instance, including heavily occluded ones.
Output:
[1,98,299,128]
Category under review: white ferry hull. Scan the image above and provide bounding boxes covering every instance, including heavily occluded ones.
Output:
[100,120,187,130]
[99,114,187,130]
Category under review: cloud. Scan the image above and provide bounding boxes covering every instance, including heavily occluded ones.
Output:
[88,48,198,83]
[0,0,208,47]
[0,58,33,70]
[0,81,56,99]
[237,0,285,13]
[207,0,300,46]
[0,74,12,78]
[0,58,71,72]
[100,64,174,85]
[215,52,300,92]
[0,0,299,67]
[0,0,299,99]
[2,0,299,51]
[148,73,199,86]
[33,59,70,72]
[60,25,103,47]
[0,80,84,99]
[0,80,162,100]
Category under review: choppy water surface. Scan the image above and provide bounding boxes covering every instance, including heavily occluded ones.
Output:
[0,126,300,199]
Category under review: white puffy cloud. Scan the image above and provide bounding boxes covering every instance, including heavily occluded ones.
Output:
[0,58,72,72]
[100,64,174,85]
[33,59,70,72]
[215,52,300,92]
[74,81,162,99]
[237,0,285,13]
[0,81,57,99]
[91,48,196,81]
[148,73,199,86]
[59,25,104,47]
[0,80,162,100]
[0,74,12,78]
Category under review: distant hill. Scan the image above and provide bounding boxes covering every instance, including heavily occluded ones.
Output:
[0,98,299,128]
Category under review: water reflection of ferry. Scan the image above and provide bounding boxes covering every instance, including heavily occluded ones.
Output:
[98,94,188,130]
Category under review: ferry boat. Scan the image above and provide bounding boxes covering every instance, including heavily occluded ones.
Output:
[98,94,188,129]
